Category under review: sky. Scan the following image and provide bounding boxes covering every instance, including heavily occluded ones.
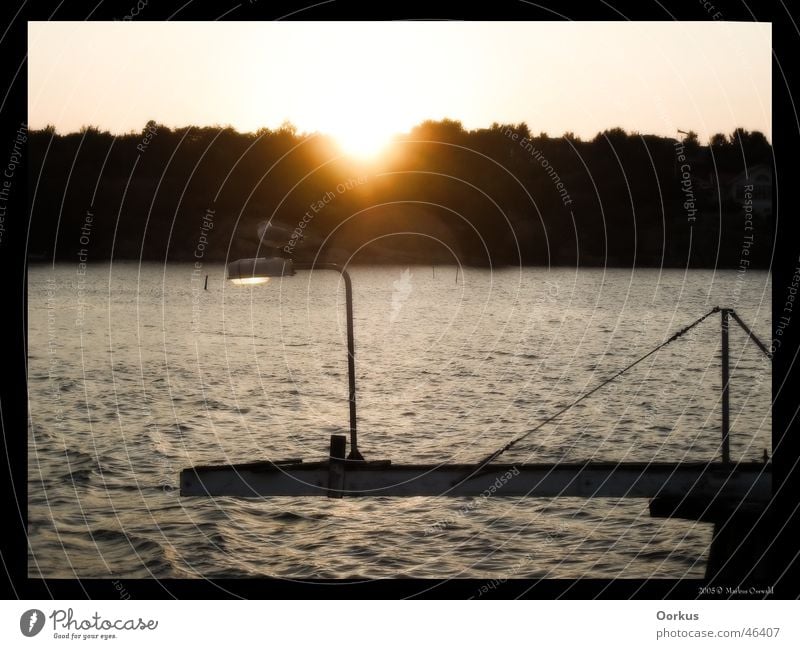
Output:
[28,21,771,155]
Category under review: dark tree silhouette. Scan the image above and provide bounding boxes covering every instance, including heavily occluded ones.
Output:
[27,120,772,268]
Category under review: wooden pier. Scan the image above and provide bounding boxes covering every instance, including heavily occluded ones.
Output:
[180,458,770,501]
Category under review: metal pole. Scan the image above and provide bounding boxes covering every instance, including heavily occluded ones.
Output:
[721,308,731,464]
[341,269,363,460]
[295,262,364,461]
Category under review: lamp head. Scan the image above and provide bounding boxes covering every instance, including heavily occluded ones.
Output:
[227,257,295,285]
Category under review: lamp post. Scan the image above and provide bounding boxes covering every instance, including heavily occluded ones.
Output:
[227,256,365,461]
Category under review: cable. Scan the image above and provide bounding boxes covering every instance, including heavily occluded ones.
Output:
[729,309,773,360]
[454,307,722,485]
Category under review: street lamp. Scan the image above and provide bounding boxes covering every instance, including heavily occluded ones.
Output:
[227,255,366,461]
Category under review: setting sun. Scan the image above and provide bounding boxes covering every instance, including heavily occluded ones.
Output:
[319,106,402,159]
[332,123,396,159]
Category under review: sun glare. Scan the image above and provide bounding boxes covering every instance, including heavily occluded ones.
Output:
[333,125,395,159]
[319,106,400,159]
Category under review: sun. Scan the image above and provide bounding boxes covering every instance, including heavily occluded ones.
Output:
[332,123,395,159]
[316,98,404,159]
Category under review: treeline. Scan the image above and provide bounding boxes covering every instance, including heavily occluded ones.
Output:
[27,120,772,267]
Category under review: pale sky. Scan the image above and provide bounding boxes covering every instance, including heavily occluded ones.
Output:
[28,21,771,155]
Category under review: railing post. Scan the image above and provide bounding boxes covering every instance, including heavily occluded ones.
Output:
[721,308,731,464]
[341,269,364,461]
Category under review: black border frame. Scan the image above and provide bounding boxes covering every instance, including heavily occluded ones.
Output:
[2,0,797,599]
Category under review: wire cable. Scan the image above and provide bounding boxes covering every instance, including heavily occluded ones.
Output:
[455,307,722,485]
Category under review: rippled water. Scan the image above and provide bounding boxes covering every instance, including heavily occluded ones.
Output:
[27,263,771,579]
